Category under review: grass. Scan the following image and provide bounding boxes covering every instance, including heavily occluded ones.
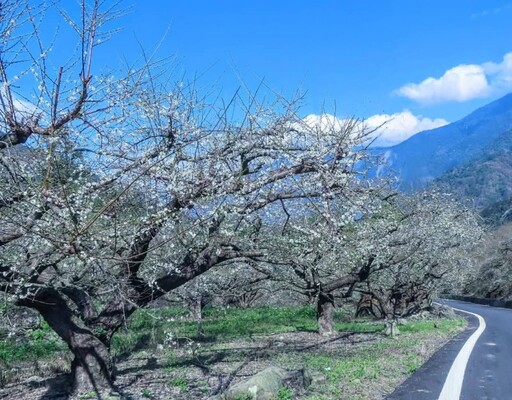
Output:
[0,321,67,365]
[78,392,98,400]
[0,305,464,363]
[113,306,465,398]
[275,386,294,400]
[111,305,386,355]
[0,305,466,399]
[168,376,188,392]
[299,318,466,399]
[2,306,334,363]
[113,306,314,355]
[398,318,466,334]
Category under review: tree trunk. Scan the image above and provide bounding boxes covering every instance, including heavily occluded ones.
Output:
[384,319,400,337]
[317,292,335,336]
[189,295,204,338]
[17,289,115,396]
[69,330,114,395]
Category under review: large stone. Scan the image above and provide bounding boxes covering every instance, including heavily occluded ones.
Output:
[302,368,326,388]
[222,366,290,400]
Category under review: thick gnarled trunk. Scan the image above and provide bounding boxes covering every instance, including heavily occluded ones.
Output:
[17,289,115,396]
[317,292,335,336]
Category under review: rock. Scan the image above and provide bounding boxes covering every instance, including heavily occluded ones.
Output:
[302,369,326,388]
[222,366,290,400]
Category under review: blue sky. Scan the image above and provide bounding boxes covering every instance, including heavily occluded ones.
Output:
[43,1,512,146]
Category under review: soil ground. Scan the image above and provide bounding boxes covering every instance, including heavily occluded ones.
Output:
[0,306,466,400]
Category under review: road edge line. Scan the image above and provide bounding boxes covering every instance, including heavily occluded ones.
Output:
[436,304,486,400]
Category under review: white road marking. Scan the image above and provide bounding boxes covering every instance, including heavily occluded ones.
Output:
[437,305,486,400]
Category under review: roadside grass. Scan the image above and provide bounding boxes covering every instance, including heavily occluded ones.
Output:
[0,305,466,399]
[297,318,467,399]
[398,318,465,334]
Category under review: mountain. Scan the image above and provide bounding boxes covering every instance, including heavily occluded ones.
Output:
[433,128,512,209]
[380,93,512,192]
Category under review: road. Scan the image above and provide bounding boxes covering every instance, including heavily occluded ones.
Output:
[388,299,512,400]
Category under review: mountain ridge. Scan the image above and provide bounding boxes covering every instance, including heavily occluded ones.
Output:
[379,93,512,192]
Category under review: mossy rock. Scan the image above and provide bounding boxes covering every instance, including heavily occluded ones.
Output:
[223,366,290,400]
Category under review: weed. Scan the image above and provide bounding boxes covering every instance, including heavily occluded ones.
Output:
[274,386,293,400]
[169,376,188,392]
[141,388,153,398]
[0,335,65,365]
[403,352,422,373]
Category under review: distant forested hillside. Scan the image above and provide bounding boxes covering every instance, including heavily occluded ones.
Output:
[433,129,512,211]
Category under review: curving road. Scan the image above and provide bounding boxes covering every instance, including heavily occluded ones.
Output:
[388,299,512,400]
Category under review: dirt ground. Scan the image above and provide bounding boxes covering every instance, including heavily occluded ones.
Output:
[0,322,464,400]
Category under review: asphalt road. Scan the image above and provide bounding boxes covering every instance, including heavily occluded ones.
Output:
[388,299,512,400]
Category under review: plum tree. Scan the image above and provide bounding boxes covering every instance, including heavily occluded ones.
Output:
[0,0,376,394]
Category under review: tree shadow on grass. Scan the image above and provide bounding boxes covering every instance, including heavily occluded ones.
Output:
[115,351,228,378]
[114,334,220,364]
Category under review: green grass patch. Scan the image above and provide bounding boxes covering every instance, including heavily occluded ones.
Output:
[168,376,188,392]
[1,304,466,380]
[274,386,293,400]
[111,305,375,355]
[335,321,385,333]
[398,318,466,334]
[113,306,321,355]
[110,307,464,355]
[0,322,67,364]
[302,317,466,399]
[0,304,466,400]
[0,340,65,364]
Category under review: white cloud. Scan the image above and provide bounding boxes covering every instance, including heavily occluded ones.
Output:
[365,110,448,147]
[302,110,449,147]
[396,65,489,103]
[396,52,512,104]
[483,52,512,91]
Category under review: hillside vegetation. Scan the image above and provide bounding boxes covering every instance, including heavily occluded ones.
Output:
[433,129,512,211]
